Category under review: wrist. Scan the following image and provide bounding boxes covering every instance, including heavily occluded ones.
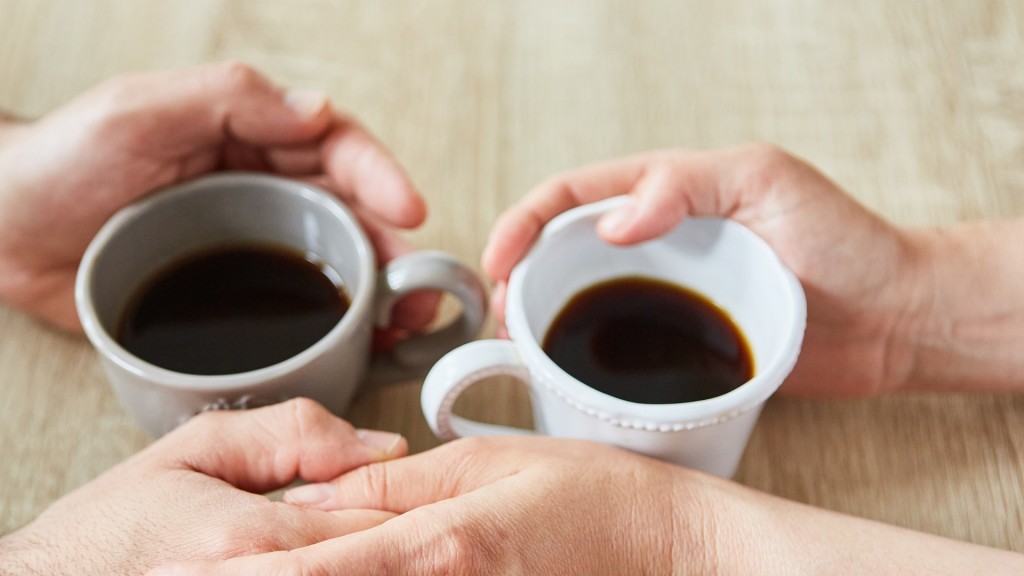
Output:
[669,471,808,576]
[895,221,1024,393]
[665,468,810,576]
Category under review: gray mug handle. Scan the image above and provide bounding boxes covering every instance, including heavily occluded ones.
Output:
[368,250,487,384]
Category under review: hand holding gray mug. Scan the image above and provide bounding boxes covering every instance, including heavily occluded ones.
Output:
[76,173,487,436]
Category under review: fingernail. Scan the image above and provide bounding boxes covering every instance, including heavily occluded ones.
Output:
[598,202,637,235]
[283,482,335,506]
[357,429,404,457]
[284,89,329,119]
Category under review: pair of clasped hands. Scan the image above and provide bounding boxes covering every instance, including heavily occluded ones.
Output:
[2,63,1022,575]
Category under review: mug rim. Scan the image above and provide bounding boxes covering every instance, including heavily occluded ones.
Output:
[504,196,807,428]
[74,172,376,391]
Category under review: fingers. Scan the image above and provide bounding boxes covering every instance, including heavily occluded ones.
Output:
[264,143,324,175]
[481,154,652,281]
[481,148,748,283]
[149,506,475,576]
[259,507,397,551]
[152,398,407,494]
[598,162,692,242]
[281,437,529,513]
[148,510,404,576]
[489,280,508,326]
[321,113,426,229]
[148,530,391,576]
[81,61,425,230]
[86,62,334,157]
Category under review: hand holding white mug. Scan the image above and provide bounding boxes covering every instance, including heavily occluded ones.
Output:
[423,196,805,477]
[483,144,1024,397]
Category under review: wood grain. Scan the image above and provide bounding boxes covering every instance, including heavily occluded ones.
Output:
[1,0,1022,552]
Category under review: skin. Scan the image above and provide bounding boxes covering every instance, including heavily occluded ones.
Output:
[151,435,1024,575]
[0,61,433,334]
[150,144,1024,574]
[482,144,1024,396]
[4,84,1023,573]
[0,398,408,576]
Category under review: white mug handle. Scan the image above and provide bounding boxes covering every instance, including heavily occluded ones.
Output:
[421,339,536,440]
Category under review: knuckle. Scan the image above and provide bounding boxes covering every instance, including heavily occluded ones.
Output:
[349,459,395,505]
[182,406,232,435]
[534,173,567,194]
[737,141,798,192]
[418,516,494,576]
[201,515,268,556]
[213,60,264,91]
[444,435,497,459]
[85,74,148,128]
[285,396,333,424]
[745,141,792,163]
[748,142,797,173]
[284,397,348,437]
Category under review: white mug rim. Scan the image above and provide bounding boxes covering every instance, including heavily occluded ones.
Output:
[504,197,807,427]
[74,172,376,392]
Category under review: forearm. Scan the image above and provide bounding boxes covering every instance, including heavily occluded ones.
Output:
[894,220,1024,393]
[686,473,1024,575]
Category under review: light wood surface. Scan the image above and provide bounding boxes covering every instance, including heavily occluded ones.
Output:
[2,0,1023,553]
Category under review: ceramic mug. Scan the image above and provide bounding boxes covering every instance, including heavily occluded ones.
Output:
[421,197,806,477]
[76,172,487,437]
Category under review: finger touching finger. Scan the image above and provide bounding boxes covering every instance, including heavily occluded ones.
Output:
[149,511,462,576]
[266,506,397,551]
[154,398,407,493]
[148,532,393,576]
[282,437,519,513]
[265,143,324,175]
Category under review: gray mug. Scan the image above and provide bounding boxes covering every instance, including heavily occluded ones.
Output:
[75,173,487,436]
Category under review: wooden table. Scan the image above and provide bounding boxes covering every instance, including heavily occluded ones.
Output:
[2,0,1022,553]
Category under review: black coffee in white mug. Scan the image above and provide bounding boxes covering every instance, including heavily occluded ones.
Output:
[542,276,753,404]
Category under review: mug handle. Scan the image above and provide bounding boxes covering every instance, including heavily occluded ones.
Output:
[368,251,488,384]
[421,339,535,440]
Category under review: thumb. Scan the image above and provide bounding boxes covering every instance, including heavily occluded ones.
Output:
[150,398,407,494]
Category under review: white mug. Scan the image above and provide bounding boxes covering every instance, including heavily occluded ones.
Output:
[422,197,806,477]
[76,173,487,437]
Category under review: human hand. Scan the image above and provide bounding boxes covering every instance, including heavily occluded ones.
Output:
[482,144,926,396]
[151,436,704,575]
[0,62,432,334]
[150,435,1023,575]
[0,398,407,576]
